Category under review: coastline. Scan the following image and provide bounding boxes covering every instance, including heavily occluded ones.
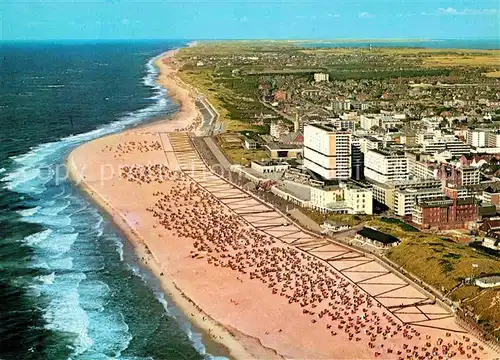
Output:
[66,47,274,360]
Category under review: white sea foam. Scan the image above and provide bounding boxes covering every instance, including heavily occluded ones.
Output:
[17,206,41,217]
[37,272,56,285]
[23,229,53,246]
[2,54,169,196]
[48,256,74,270]
[39,199,70,216]
[36,232,78,254]
[43,272,93,355]
[110,233,124,261]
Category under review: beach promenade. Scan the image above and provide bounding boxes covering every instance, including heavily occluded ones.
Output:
[67,49,499,359]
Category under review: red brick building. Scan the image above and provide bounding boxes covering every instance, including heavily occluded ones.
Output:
[274,89,291,102]
[412,197,477,230]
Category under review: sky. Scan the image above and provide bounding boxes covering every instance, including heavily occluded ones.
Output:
[1,0,499,41]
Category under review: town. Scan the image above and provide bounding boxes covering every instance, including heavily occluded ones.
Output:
[174,41,500,344]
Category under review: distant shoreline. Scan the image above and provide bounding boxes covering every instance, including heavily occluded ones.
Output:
[185,38,500,50]
[2,38,498,50]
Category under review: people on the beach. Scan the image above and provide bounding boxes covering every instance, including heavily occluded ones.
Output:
[142,168,484,359]
[109,135,487,360]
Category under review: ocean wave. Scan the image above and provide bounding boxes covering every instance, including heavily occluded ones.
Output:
[17,206,41,217]
[37,232,78,254]
[37,272,56,285]
[43,272,93,355]
[38,199,71,216]
[3,50,219,360]
[47,257,74,270]
[23,229,53,246]
[3,54,170,196]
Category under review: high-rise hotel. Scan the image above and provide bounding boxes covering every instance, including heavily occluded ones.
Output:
[304,124,353,180]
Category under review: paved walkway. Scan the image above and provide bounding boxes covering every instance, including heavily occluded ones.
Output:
[203,137,232,169]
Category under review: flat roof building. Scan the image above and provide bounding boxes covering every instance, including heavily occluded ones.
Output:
[355,227,400,249]
[394,187,444,217]
[365,149,409,184]
[304,124,352,180]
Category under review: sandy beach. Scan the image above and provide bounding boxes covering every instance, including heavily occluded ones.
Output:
[67,47,499,360]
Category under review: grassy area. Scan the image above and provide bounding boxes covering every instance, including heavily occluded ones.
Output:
[177,70,259,132]
[424,54,500,67]
[385,232,500,339]
[386,235,499,290]
[223,148,269,166]
[380,217,420,232]
[216,133,269,166]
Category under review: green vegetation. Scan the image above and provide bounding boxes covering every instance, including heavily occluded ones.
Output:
[386,233,500,339]
[380,217,420,232]
[328,68,452,81]
[216,133,269,166]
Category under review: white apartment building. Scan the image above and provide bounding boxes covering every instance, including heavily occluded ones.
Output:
[364,149,409,184]
[394,187,444,216]
[371,178,442,209]
[359,136,383,154]
[467,129,489,148]
[487,130,500,148]
[360,115,380,130]
[422,138,471,156]
[332,118,356,131]
[379,114,404,130]
[460,167,481,186]
[406,153,436,180]
[309,184,372,215]
[417,133,434,145]
[344,186,373,215]
[314,73,329,82]
[310,185,343,208]
[304,124,352,180]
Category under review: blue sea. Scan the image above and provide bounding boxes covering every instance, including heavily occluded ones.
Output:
[0,41,225,360]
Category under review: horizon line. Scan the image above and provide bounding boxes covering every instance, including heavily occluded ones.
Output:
[1,37,500,42]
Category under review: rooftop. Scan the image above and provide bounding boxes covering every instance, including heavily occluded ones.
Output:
[357,227,400,245]
[253,160,289,167]
[368,148,406,157]
[456,197,477,206]
[308,123,351,134]
[484,185,500,194]
[264,142,303,150]
[418,196,454,208]
[398,187,443,195]
[476,276,500,284]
